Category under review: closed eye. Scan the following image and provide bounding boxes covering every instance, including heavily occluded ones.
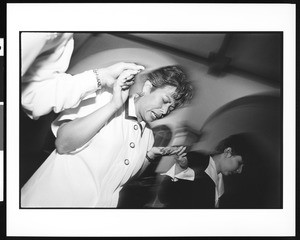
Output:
[163,99,170,104]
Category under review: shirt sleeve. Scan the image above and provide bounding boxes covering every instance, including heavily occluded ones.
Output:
[22,70,99,119]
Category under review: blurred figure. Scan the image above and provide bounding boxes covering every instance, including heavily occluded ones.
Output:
[117,124,173,208]
[158,134,249,208]
[21,65,193,208]
[21,32,144,119]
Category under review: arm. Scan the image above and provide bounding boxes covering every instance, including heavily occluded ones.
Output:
[159,147,194,180]
[21,33,49,76]
[55,69,138,154]
[22,59,145,119]
[22,70,99,119]
[145,146,186,163]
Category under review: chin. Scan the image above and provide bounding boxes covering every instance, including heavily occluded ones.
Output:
[142,116,152,123]
[145,113,156,122]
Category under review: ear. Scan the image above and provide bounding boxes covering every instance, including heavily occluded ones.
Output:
[224,147,232,157]
[142,80,153,95]
[235,164,243,174]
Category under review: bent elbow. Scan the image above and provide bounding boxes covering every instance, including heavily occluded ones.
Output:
[21,90,51,119]
[55,138,71,155]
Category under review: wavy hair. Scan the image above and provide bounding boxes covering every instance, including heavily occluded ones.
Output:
[145,65,193,108]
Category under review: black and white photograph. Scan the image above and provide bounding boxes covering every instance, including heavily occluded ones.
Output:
[6,3,296,237]
[20,32,282,210]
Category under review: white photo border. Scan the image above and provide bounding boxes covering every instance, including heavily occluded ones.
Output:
[6,3,295,237]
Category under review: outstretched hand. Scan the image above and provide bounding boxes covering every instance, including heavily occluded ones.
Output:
[99,62,145,88]
[147,146,187,162]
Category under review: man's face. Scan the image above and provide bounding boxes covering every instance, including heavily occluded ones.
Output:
[135,85,177,123]
[220,154,244,176]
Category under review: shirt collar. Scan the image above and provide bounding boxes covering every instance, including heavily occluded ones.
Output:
[161,164,195,182]
[125,96,147,131]
[205,156,225,202]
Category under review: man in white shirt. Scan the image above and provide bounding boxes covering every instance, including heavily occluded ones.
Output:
[158,134,247,208]
[21,32,145,119]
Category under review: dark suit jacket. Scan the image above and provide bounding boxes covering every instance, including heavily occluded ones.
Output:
[158,152,217,209]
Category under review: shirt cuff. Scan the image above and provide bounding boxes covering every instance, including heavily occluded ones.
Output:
[75,70,100,100]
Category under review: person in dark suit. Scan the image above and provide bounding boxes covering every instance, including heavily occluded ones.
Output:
[158,134,248,208]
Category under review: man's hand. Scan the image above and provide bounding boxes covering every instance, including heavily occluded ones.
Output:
[174,146,188,169]
[99,62,145,88]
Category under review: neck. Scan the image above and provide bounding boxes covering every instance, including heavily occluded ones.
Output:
[211,154,221,174]
[134,96,142,123]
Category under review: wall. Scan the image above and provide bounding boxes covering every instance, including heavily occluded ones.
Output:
[68,33,282,208]
[69,33,278,142]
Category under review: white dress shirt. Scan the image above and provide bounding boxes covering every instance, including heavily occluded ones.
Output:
[162,156,224,208]
[22,32,99,119]
[205,157,224,208]
[21,90,154,207]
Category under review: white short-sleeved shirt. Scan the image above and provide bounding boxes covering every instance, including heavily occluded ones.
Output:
[21,89,154,207]
[22,32,99,119]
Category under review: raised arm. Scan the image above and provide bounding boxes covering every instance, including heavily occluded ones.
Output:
[21,33,49,76]
[55,69,138,154]
[22,35,145,120]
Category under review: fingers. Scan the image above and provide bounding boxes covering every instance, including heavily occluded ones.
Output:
[160,146,185,155]
[166,146,186,155]
[118,69,139,81]
[121,79,135,90]
[176,146,187,156]
[150,147,164,155]
[119,62,145,72]
[118,69,139,90]
[161,147,173,155]
[160,148,168,155]
[155,146,187,157]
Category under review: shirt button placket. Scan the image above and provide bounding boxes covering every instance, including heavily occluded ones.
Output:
[126,140,135,166]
